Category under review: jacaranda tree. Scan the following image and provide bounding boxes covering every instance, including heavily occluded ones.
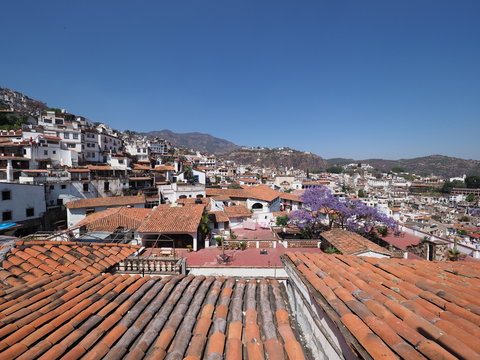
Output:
[288,186,398,238]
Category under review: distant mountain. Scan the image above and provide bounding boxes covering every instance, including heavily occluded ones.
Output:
[143,129,241,154]
[221,147,327,172]
[328,155,480,178]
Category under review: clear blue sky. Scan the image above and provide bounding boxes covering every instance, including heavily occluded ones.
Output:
[1,1,479,160]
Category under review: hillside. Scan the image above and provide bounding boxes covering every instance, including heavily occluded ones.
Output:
[0,88,47,117]
[221,148,327,171]
[328,155,480,178]
[143,129,240,154]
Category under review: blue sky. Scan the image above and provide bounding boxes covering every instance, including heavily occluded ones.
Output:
[1,1,479,160]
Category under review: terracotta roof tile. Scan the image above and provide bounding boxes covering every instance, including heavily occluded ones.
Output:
[0,242,138,284]
[137,204,205,234]
[0,274,307,359]
[65,195,146,209]
[284,251,480,360]
[321,229,393,256]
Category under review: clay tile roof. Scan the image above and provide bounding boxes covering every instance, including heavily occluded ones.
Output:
[279,192,301,202]
[223,205,252,219]
[208,211,229,223]
[74,207,153,231]
[153,165,175,171]
[243,185,281,202]
[0,242,139,287]
[137,204,205,234]
[67,168,90,173]
[87,165,113,171]
[0,275,307,359]
[283,251,480,360]
[321,229,392,256]
[66,195,146,209]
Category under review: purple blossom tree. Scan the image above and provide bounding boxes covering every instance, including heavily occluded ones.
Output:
[288,186,398,238]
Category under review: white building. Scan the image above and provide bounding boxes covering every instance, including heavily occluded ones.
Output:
[0,182,46,235]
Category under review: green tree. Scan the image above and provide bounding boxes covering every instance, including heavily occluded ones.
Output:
[441,180,465,193]
[465,175,480,189]
[198,212,211,237]
[183,166,195,184]
[466,194,476,202]
[0,113,29,130]
[358,189,366,198]
[276,215,289,227]
[326,166,342,174]
[391,167,406,173]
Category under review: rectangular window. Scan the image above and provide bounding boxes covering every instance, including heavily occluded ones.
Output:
[26,208,34,217]
[73,133,79,139]
[83,183,89,192]
[2,191,11,200]
[57,198,63,206]
[52,151,56,154]
[64,132,70,139]
[61,184,66,189]
[44,150,48,155]
[2,211,12,221]
[50,185,54,190]
[104,182,110,192]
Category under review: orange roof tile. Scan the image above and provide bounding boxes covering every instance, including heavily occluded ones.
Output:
[74,207,153,232]
[0,274,306,359]
[224,205,252,219]
[321,229,392,256]
[284,252,480,360]
[0,242,138,287]
[137,204,205,234]
[66,195,146,209]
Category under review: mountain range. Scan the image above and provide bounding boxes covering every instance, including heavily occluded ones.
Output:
[143,129,480,177]
[2,88,479,177]
[327,155,480,178]
[142,129,240,154]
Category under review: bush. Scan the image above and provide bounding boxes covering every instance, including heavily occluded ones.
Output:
[276,215,289,227]
[214,237,223,246]
[229,230,238,240]
[377,226,388,237]
[324,246,340,254]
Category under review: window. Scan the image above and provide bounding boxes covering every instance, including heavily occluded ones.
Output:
[26,208,34,217]
[104,182,110,192]
[86,208,95,215]
[61,184,66,189]
[68,144,75,148]
[52,151,56,154]
[64,133,70,139]
[57,198,63,206]
[2,211,12,221]
[44,150,48,155]
[73,133,79,139]
[50,185,54,190]
[2,191,11,200]
[83,183,89,192]
[119,160,124,164]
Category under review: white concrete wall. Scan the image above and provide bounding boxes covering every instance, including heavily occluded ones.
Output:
[0,183,46,222]
[188,266,287,277]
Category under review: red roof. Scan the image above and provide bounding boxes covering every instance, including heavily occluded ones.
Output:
[285,252,480,360]
[321,229,392,256]
[0,274,307,359]
[137,204,205,233]
[0,241,138,287]
[66,195,146,209]
[75,207,153,231]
